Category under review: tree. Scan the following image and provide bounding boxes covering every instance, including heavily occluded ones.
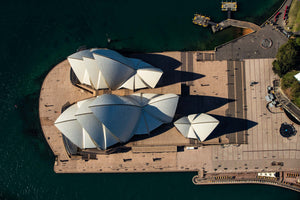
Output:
[281,71,300,108]
[272,39,299,77]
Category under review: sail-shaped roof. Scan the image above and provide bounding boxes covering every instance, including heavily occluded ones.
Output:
[54,102,97,149]
[68,49,163,90]
[55,93,179,150]
[174,113,219,142]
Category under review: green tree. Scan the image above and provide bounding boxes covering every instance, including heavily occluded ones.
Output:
[272,39,299,77]
[281,71,300,108]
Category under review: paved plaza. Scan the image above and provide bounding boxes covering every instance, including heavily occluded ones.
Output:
[215,24,288,60]
[211,58,300,173]
[39,50,300,173]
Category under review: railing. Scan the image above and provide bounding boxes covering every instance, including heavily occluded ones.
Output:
[273,79,300,122]
[224,19,261,31]
[192,175,300,192]
[261,0,289,27]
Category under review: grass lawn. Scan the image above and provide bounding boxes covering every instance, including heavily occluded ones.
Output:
[286,0,300,32]
[281,70,300,107]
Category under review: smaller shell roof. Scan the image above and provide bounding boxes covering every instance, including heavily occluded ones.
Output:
[174,113,219,142]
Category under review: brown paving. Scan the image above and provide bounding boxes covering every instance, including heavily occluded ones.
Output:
[40,53,300,174]
[39,60,93,161]
[211,59,300,173]
[215,24,288,60]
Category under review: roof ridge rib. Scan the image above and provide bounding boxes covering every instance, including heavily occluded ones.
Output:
[93,52,135,70]
[89,104,140,109]
[191,121,219,125]
[54,118,77,124]
[146,97,178,107]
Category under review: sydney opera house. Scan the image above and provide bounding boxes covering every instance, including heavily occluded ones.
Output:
[38,7,300,189]
[51,49,219,153]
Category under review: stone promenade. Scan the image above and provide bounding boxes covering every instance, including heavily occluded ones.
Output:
[39,51,300,174]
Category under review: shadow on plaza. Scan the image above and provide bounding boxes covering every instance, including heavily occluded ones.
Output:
[129,53,181,71]
[131,95,237,142]
[175,95,235,118]
[130,122,175,142]
[206,114,258,140]
[129,53,205,87]
[157,70,204,87]
[176,95,257,140]
[284,109,300,125]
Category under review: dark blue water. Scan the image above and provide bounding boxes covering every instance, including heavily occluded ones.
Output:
[0,0,299,199]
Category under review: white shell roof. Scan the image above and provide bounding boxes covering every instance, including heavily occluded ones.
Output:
[145,94,179,123]
[54,102,97,149]
[294,72,300,82]
[55,93,179,150]
[68,49,163,90]
[174,113,219,142]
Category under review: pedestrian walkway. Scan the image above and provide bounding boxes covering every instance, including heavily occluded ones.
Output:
[215,24,287,60]
[219,19,261,32]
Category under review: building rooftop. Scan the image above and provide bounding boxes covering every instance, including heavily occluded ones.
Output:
[221,2,237,12]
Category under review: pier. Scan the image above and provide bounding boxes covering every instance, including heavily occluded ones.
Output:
[193,1,260,33]
[211,19,261,33]
[193,17,261,33]
[193,15,261,33]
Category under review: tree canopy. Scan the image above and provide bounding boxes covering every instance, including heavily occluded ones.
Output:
[272,39,300,77]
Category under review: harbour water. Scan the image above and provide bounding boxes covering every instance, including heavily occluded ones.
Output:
[0,0,299,199]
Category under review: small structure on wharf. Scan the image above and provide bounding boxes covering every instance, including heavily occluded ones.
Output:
[192,15,211,27]
[222,1,237,19]
[221,1,237,12]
